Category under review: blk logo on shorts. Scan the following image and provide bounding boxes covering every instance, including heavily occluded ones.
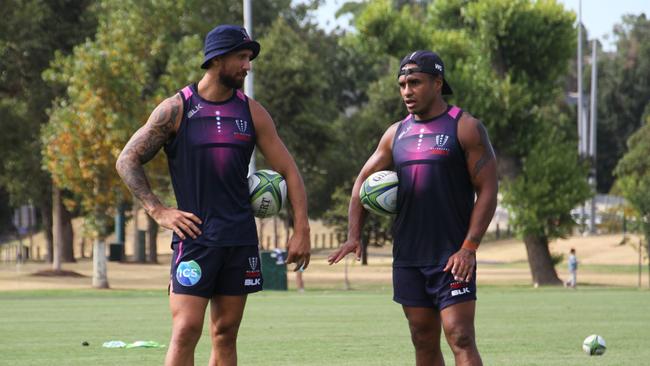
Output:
[244,278,261,286]
[450,281,470,297]
[451,288,471,297]
[176,260,202,287]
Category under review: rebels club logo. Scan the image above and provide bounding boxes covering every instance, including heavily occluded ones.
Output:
[235,119,248,133]
[435,134,449,147]
[245,256,261,286]
[248,256,258,271]
[431,134,451,155]
[234,119,252,141]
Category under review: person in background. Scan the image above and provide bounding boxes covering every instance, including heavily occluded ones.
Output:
[566,248,578,289]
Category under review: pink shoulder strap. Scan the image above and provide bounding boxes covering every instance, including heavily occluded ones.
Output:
[236,89,247,101]
[180,86,193,100]
[448,106,461,119]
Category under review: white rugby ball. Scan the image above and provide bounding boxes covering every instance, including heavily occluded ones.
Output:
[582,334,606,356]
[359,170,398,215]
[248,169,287,218]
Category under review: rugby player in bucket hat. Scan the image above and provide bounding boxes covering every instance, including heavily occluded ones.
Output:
[117,22,311,365]
[201,24,260,69]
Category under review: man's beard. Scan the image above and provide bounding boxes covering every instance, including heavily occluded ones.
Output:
[219,70,245,89]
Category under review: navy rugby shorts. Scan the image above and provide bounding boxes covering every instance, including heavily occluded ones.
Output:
[393,264,476,310]
[170,242,263,298]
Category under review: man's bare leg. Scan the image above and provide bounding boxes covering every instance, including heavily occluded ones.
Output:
[207,295,247,366]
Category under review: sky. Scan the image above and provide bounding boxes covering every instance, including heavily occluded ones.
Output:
[310,0,650,51]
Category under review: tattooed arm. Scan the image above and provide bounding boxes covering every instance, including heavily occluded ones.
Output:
[116,94,202,240]
[443,113,498,282]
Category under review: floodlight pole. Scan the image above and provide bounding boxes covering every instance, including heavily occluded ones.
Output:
[244,0,256,176]
[577,0,587,231]
[588,40,598,234]
[577,0,583,157]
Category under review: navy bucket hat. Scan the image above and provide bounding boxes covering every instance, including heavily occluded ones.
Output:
[201,25,260,69]
[398,50,453,95]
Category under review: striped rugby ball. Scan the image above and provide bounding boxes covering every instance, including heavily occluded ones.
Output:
[359,170,398,216]
[248,169,287,218]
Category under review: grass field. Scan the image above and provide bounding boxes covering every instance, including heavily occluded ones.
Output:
[1,286,649,366]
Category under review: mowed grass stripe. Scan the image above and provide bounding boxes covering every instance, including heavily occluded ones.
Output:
[0,288,649,365]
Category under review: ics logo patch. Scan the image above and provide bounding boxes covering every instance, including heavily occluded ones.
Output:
[176,260,202,287]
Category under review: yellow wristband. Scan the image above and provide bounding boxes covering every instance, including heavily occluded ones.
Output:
[461,239,479,252]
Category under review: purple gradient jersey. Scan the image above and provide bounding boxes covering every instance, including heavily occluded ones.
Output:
[164,84,258,247]
[391,105,475,266]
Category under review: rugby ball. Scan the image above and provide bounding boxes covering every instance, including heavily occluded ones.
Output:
[248,169,287,218]
[582,334,606,356]
[359,170,398,215]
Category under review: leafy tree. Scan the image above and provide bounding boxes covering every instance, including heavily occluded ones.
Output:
[323,179,393,264]
[0,0,96,264]
[459,0,582,285]
[503,117,591,284]
[255,19,337,216]
[255,16,379,218]
[43,0,194,287]
[597,14,650,192]
[0,189,14,235]
[320,61,405,263]
[614,116,650,280]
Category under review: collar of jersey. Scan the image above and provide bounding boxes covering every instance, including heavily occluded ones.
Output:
[190,83,237,106]
[410,104,452,124]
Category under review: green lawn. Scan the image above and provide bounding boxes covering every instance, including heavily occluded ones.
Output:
[0,287,649,365]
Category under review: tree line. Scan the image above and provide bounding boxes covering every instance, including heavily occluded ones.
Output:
[0,0,649,287]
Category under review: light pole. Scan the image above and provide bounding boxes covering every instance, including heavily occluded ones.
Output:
[577,0,584,157]
[244,0,256,175]
[577,0,587,232]
[588,40,598,233]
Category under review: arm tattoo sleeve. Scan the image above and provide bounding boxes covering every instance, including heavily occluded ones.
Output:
[116,97,180,210]
[471,122,495,180]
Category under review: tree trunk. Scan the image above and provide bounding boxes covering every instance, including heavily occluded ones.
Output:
[343,256,351,290]
[273,216,278,248]
[92,239,109,289]
[52,187,63,271]
[40,201,53,263]
[147,214,158,263]
[361,231,369,265]
[524,233,562,286]
[61,202,75,262]
[132,199,140,259]
[285,215,291,245]
[644,220,650,289]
